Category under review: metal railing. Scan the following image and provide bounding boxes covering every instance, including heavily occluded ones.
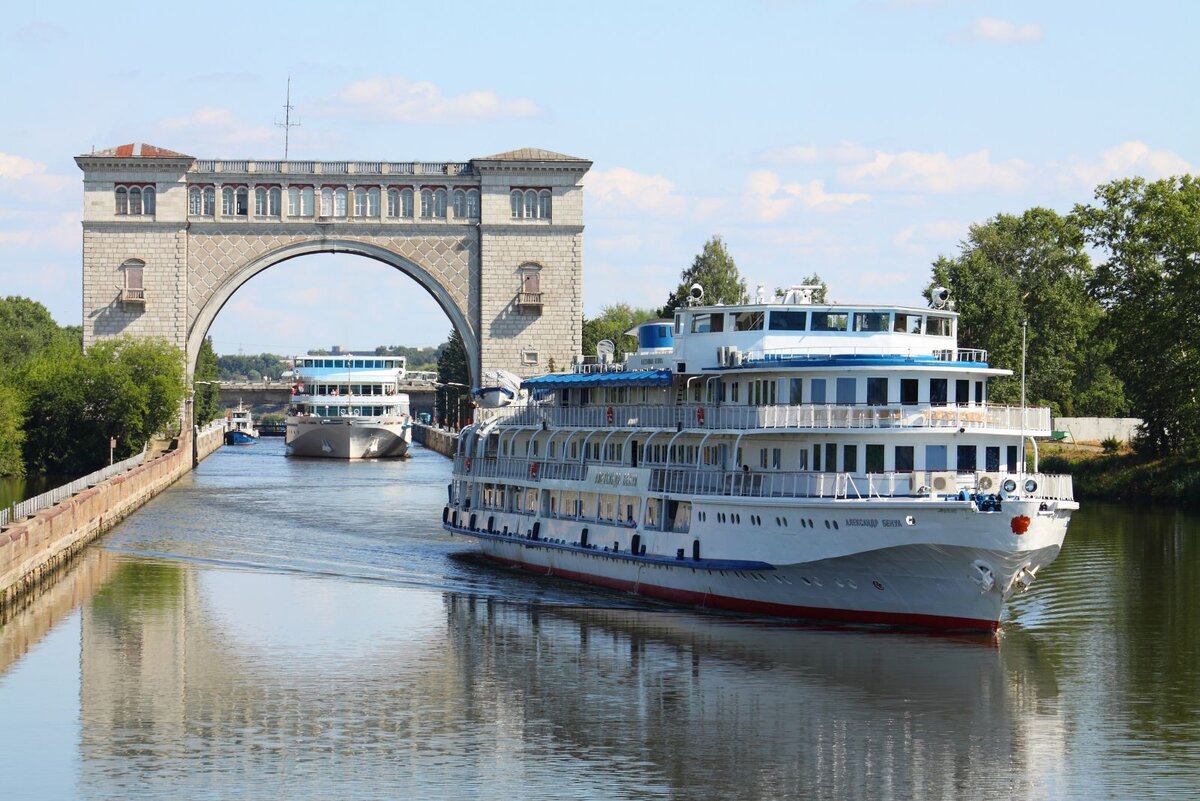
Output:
[2,447,149,527]
[190,160,476,177]
[747,346,988,364]
[452,454,1075,502]
[482,402,1052,434]
[516,291,543,307]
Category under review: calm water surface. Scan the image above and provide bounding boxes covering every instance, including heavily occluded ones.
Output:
[0,440,1197,800]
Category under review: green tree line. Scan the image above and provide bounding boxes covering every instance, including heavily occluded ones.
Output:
[0,297,186,477]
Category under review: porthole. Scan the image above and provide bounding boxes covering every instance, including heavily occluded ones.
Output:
[833,521,839,530]
[824,520,830,529]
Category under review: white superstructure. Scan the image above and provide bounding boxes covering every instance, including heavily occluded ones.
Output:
[442,287,1076,631]
[286,354,412,459]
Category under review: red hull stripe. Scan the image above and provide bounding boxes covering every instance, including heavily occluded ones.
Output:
[484,554,999,633]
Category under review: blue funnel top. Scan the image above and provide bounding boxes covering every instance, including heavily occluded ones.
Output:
[638,323,674,350]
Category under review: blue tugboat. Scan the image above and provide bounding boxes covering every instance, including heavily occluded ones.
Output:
[224,402,259,445]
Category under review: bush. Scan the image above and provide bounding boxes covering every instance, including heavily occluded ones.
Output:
[1101,436,1122,454]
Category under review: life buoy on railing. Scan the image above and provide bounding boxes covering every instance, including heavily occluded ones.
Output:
[464,456,472,472]
[606,406,614,425]
[697,407,705,425]
[530,462,538,478]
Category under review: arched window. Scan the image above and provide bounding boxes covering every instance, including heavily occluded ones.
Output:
[115,186,128,215]
[434,188,447,218]
[524,189,537,219]
[203,187,215,215]
[538,189,551,220]
[387,189,400,218]
[128,187,143,216]
[510,190,521,219]
[354,188,367,216]
[268,187,281,216]
[420,189,433,218]
[452,189,466,218]
[402,188,414,218]
[255,187,268,215]
[222,187,235,215]
[235,187,248,216]
[121,259,145,303]
[301,187,314,216]
[320,188,333,216]
[466,189,480,218]
[189,187,202,215]
[143,187,156,215]
[367,187,380,217]
[334,188,347,217]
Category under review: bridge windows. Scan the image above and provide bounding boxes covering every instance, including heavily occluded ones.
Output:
[115,185,155,216]
[452,189,480,219]
[509,188,552,220]
[353,187,380,217]
[254,187,281,217]
[288,186,315,217]
[420,188,448,218]
[334,188,348,217]
[222,186,249,216]
[387,188,415,218]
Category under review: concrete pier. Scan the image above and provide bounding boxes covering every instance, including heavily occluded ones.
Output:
[412,423,457,458]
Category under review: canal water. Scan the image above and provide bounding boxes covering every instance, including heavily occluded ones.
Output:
[1,440,1196,800]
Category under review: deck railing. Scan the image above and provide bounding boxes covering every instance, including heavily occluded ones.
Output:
[481,402,1051,434]
[451,454,1074,502]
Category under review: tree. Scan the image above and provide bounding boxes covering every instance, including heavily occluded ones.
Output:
[1078,175,1200,454]
[21,336,185,474]
[0,296,70,371]
[193,337,221,425]
[582,304,659,362]
[660,235,747,317]
[928,208,1125,417]
[0,383,25,477]
[436,329,470,428]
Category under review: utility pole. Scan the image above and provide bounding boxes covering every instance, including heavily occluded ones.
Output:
[275,76,301,159]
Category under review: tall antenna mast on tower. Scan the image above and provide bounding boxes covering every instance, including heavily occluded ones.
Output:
[275,76,301,159]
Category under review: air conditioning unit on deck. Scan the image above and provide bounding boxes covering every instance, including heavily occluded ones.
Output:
[929,471,958,494]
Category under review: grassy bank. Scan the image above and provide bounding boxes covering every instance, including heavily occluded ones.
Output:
[1039,443,1200,507]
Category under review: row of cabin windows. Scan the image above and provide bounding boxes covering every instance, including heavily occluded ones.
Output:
[686,309,953,337]
[114,186,156,215]
[187,186,481,219]
[296,358,404,369]
[560,377,985,408]
[305,406,394,417]
[509,189,552,219]
[304,385,398,396]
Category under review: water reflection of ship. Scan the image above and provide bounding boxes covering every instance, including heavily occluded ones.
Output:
[442,595,1065,800]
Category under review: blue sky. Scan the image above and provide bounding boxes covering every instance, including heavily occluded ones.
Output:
[1,1,1195,355]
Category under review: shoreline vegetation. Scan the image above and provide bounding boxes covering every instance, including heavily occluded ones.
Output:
[1039,443,1200,508]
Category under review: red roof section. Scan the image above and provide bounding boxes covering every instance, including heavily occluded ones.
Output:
[91,143,193,159]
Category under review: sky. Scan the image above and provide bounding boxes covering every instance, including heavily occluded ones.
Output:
[1,1,1196,356]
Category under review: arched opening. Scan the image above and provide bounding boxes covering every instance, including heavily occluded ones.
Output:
[186,239,479,391]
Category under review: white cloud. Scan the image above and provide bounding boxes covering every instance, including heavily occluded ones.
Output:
[744,171,870,221]
[840,148,1030,193]
[0,152,73,194]
[157,106,275,148]
[587,168,689,217]
[1065,140,1192,187]
[759,141,872,165]
[316,76,540,123]
[894,219,968,255]
[959,17,1043,44]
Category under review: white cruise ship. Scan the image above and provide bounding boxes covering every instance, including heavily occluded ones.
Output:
[286,353,412,459]
[442,286,1077,632]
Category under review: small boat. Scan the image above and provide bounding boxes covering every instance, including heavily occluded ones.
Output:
[224,402,259,445]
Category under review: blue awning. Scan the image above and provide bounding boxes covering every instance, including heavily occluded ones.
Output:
[522,369,673,390]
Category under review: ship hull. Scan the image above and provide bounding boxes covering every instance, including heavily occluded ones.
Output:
[285,417,411,459]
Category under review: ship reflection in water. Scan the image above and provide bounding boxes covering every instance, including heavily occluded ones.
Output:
[74,558,1062,801]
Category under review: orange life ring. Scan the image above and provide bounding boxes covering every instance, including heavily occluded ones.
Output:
[1010,515,1031,535]
[464,456,472,472]
[697,407,705,425]
[606,406,614,425]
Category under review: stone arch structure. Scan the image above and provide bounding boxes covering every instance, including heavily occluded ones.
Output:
[76,144,591,394]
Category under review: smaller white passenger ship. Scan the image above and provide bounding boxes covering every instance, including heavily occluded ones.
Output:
[286,353,412,459]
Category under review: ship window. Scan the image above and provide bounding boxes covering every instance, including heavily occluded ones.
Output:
[866,444,885,473]
[825,443,837,473]
[867,377,888,406]
[811,312,848,332]
[956,445,977,473]
[812,444,821,472]
[926,445,947,471]
[854,312,890,332]
[759,448,768,469]
[730,382,739,403]
[789,378,802,404]
[926,315,952,336]
[896,446,914,473]
[691,313,725,333]
[900,378,918,405]
[1006,445,1018,472]
[810,378,826,404]
[975,381,984,404]
[772,448,782,469]
[769,310,807,331]
[733,311,764,331]
[836,377,856,405]
[955,379,969,405]
[986,446,1000,471]
[894,312,923,334]
[843,444,858,473]
[929,378,948,406]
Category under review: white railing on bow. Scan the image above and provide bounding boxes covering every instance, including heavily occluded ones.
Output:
[3,447,149,527]
[482,403,1051,434]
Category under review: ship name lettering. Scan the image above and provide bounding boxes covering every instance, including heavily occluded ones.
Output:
[844,518,879,528]
[594,471,639,487]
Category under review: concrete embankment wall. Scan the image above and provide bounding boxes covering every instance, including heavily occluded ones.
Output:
[412,424,457,458]
[0,422,224,609]
[1053,417,1143,444]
